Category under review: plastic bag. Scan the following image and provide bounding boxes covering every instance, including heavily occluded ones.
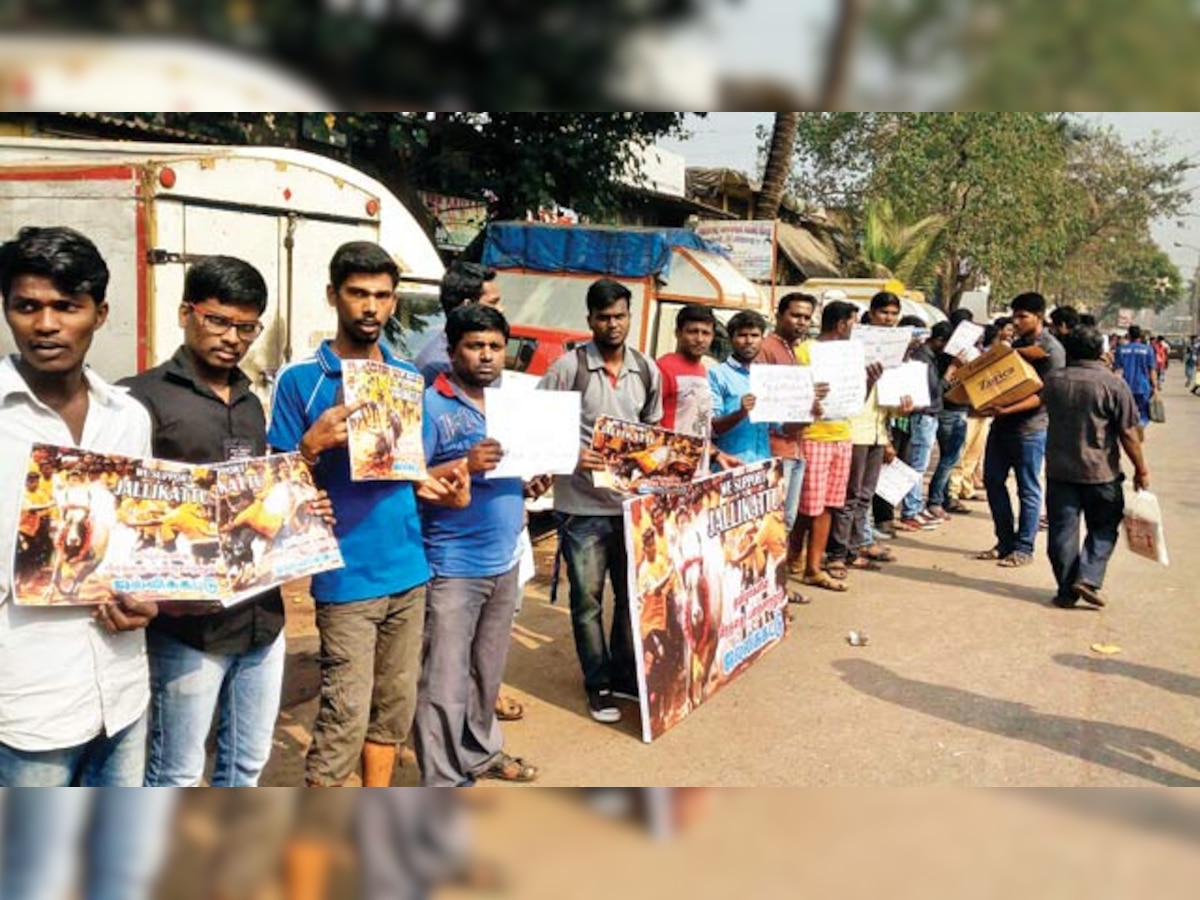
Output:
[1124,490,1169,566]
[1150,395,1166,423]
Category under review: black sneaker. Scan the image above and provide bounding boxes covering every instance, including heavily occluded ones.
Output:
[587,689,621,724]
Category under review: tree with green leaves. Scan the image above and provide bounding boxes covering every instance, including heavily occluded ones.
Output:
[140,112,691,224]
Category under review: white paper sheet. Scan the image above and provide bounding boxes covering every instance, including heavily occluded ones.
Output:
[484,387,582,479]
[854,325,913,369]
[876,360,932,409]
[748,364,815,423]
[944,320,985,358]
[807,340,867,420]
[875,459,923,507]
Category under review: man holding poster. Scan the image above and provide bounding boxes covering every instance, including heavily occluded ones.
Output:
[0,226,157,786]
[269,242,467,787]
[793,301,869,594]
[538,279,663,726]
[415,304,539,785]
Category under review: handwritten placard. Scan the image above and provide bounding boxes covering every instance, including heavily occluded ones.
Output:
[875,459,922,507]
[945,320,985,359]
[748,364,815,423]
[876,360,931,409]
[807,340,867,420]
[484,387,581,479]
[854,325,913,369]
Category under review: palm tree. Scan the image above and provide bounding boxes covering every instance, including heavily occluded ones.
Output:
[855,198,945,287]
[754,113,799,221]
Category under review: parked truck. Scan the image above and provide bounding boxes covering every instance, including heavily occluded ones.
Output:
[476,221,768,365]
[0,137,444,403]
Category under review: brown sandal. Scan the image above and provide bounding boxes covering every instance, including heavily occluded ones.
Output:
[849,555,883,572]
[824,560,849,580]
[974,547,1003,561]
[860,545,896,563]
[802,572,849,593]
[479,751,538,783]
[494,695,524,722]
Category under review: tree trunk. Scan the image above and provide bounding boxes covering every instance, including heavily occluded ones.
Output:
[754,113,799,221]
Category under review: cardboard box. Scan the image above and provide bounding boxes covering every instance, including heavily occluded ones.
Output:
[945,345,1042,410]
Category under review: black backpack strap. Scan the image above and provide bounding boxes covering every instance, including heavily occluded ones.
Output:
[574,344,655,422]
[572,345,590,394]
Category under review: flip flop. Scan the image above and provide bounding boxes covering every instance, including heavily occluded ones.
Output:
[860,546,896,563]
[997,552,1033,568]
[974,547,1003,561]
[802,572,849,593]
[494,696,525,722]
[849,555,883,572]
[478,752,538,783]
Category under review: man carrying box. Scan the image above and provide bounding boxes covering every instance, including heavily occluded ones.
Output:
[976,292,1065,568]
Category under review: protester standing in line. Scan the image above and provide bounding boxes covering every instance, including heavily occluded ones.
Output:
[415,304,539,785]
[756,292,818,574]
[0,226,160,787]
[897,322,953,532]
[124,256,296,787]
[826,292,909,575]
[414,260,502,386]
[1112,324,1157,441]
[268,241,466,786]
[792,300,862,594]
[977,292,1066,568]
[709,310,771,467]
[1043,325,1149,608]
[925,308,974,520]
[538,278,663,725]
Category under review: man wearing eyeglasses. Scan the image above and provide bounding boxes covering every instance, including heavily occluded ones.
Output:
[120,256,288,786]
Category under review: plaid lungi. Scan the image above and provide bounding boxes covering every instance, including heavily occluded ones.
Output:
[798,439,853,516]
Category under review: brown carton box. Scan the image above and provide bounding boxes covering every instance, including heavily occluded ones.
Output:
[945,345,1043,410]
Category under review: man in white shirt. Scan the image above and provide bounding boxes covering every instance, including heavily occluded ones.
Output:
[0,226,158,786]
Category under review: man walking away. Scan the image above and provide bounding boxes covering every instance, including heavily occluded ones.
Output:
[1112,325,1156,441]
[538,279,663,725]
[1043,326,1149,608]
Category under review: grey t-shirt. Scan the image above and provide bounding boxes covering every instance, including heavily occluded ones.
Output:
[994,328,1066,435]
[538,342,663,516]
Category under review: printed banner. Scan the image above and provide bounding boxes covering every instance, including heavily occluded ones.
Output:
[591,416,706,494]
[343,359,426,481]
[695,220,776,281]
[12,444,342,606]
[625,460,789,742]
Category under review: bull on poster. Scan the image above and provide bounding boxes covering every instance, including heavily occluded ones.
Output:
[342,359,426,481]
[592,415,706,494]
[625,459,789,742]
[12,444,343,606]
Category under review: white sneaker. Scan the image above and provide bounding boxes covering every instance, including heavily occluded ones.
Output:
[587,689,621,724]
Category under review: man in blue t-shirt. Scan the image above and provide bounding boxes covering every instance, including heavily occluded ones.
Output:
[414,304,540,786]
[268,241,467,787]
[1112,325,1157,441]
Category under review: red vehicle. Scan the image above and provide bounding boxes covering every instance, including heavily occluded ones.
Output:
[505,323,591,376]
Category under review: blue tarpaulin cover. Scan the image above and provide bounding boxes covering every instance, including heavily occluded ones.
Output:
[481,223,724,279]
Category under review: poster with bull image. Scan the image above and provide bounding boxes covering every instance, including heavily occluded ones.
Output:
[342,359,425,481]
[591,415,706,495]
[12,444,342,607]
[624,459,789,742]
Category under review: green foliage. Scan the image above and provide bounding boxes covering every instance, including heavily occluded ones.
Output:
[857,198,945,287]
[124,112,690,222]
[785,112,1192,311]
[1103,243,1183,315]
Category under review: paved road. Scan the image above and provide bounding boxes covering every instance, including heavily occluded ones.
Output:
[263,377,1199,787]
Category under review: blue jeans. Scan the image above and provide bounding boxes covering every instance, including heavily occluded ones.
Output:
[984,426,1048,557]
[901,413,939,518]
[2,788,177,900]
[928,410,968,508]
[780,457,807,530]
[558,514,635,694]
[0,715,147,787]
[145,630,286,786]
[1046,479,1124,600]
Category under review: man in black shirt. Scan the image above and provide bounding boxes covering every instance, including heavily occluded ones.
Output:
[122,256,287,786]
